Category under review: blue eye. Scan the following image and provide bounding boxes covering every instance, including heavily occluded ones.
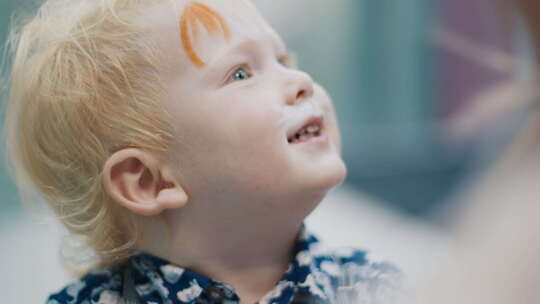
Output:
[230,67,251,82]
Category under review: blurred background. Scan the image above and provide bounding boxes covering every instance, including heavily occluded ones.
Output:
[1,0,535,302]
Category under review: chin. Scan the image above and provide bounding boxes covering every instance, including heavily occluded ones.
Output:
[325,157,348,188]
[304,155,347,194]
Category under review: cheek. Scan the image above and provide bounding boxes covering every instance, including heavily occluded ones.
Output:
[226,107,292,179]
[232,107,282,143]
[184,104,292,195]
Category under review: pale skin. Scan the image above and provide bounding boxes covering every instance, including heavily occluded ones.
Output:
[102,0,346,303]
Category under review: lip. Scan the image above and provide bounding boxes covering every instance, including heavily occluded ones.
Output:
[286,115,326,145]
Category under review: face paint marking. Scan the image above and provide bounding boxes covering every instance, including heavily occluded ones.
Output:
[180,2,231,68]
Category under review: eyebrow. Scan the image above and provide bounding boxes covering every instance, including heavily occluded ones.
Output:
[209,37,287,66]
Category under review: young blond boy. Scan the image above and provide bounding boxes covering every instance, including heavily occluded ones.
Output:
[4,0,401,303]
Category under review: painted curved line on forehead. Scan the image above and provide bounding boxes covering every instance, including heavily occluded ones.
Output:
[180,2,231,68]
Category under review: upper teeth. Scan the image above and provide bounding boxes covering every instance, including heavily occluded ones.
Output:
[288,123,322,143]
[306,125,319,133]
[300,124,319,135]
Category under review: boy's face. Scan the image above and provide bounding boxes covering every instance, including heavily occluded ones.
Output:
[143,0,346,212]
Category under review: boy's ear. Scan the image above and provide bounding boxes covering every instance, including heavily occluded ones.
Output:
[102,148,188,216]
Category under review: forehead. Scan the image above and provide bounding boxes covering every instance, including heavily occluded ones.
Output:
[140,0,284,71]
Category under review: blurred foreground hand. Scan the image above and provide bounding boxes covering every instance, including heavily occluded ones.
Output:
[414,114,540,304]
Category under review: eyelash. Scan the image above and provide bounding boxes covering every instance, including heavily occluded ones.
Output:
[224,53,298,85]
[225,65,253,84]
[279,52,298,69]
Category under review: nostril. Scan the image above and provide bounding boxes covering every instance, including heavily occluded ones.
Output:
[296,89,306,100]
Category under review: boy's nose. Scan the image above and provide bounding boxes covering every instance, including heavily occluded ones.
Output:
[285,70,315,106]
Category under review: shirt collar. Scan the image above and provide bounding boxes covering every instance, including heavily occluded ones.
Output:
[128,224,336,304]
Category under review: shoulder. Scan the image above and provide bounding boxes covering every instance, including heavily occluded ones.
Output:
[308,242,405,303]
[300,227,402,280]
[311,245,402,279]
[45,268,123,304]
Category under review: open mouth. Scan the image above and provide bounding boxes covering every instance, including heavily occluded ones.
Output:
[287,117,324,144]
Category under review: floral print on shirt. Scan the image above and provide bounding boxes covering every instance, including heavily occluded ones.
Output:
[46,225,402,304]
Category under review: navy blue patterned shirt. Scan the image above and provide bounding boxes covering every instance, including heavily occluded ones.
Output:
[46,225,402,304]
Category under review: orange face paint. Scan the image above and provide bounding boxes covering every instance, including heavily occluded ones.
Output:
[180,2,231,68]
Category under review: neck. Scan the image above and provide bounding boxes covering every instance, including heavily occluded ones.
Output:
[140,204,307,301]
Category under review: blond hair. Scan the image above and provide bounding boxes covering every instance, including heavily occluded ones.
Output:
[3,0,174,270]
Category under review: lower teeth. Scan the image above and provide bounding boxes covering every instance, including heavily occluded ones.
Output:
[289,132,320,143]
